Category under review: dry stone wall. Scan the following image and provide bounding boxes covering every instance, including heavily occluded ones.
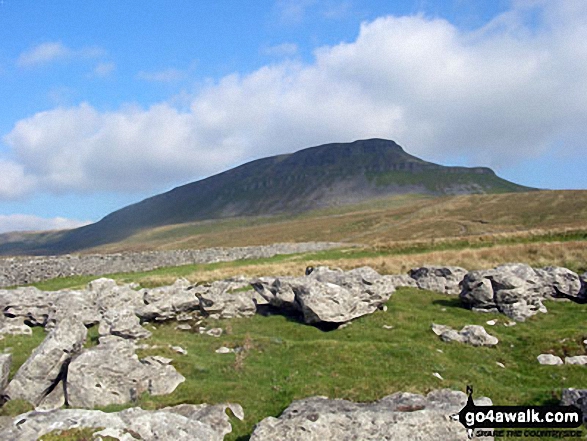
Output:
[0,242,343,288]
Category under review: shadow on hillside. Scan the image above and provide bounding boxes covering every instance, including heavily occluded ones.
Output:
[256,304,340,332]
[431,298,463,309]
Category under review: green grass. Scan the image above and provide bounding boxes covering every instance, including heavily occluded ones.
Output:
[3,288,585,440]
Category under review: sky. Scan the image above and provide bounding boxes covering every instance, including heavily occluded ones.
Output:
[0,0,586,233]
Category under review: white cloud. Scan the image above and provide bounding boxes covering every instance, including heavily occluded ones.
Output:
[2,1,587,200]
[92,62,116,77]
[17,42,71,67]
[137,68,187,82]
[0,214,91,234]
[261,42,299,57]
[17,41,106,67]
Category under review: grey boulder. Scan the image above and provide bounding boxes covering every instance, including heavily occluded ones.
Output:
[252,266,395,325]
[67,336,184,408]
[537,354,564,365]
[138,278,200,321]
[409,266,468,295]
[98,307,152,340]
[460,263,552,321]
[250,389,492,441]
[432,324,498,347]
[4,316,87,406]
[0,402,243,441]
[0,316,32,336]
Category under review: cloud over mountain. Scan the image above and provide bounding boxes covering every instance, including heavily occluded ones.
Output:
[1,1,586,200]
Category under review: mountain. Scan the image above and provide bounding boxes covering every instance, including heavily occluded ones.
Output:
[0,139,533,255]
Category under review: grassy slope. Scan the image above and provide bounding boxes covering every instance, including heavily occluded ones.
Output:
[85,190,587,253]
[2,288,585,440]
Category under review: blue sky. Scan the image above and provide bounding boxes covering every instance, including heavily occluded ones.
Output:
[0,0,586,233]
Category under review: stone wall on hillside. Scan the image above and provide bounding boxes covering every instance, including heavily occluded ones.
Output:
[0,242,344,288]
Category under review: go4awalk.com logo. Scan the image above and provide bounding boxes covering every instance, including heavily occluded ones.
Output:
[454,386,584,439]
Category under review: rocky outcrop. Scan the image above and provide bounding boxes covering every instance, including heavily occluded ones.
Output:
[0,242,343,288]
[252,266,395,325]
[431,324,498,347]
[409,266,467,295]
[138,279,199,321]
[195,278,259,319]
[0,286,52,326]
[250,389,492,440]
[98,308,152,340]
[0,316,32,336]
[0,402,244,441]
[4,316,87,406]
[459,263,585,321]
[67,336,184,408]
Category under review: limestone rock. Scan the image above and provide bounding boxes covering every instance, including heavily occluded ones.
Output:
[537,354,564,365]
[45,290,100,329]
[196,280,258,319]
[409,266,468,295]
[251,266,395,326]
[98,307,152,340]
[250,389,492,441]
[0,316,32,336]
[0,353,11,392]
[564,355,587,365]
[460,264,550,321]
[432,324,498,347]
[386,274,418,288]
[67,336,184,408]
[138,279,200,321]
[5,316,87,406]
[0,286,52,326]
[0,402,242,441]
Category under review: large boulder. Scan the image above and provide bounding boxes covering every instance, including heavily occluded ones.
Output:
[459,263,567,321]
[4,316,87,406]
[431,324,499,347]
[0,316,32,336]
[251,267,395,326]
[0,286,53,326]
[409,266,468,295]
[98,307,152,340]
[250,389,492,440]
[0,402,243,441]
[196,281,258,319]
[45,290,100,329]
[67,336,184,408]
[137,279,200,321]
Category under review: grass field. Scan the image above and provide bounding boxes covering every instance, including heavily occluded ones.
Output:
[2,287,586,440]
[86,190,587,253]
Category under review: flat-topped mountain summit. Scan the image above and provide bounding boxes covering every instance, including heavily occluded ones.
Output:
[0,139,533,255]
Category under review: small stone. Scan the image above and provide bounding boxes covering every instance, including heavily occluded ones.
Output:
[537,354,563,365]
[496,362,505,368]
[215,347,234,354]
[432,372,443,380]
[169,345,187,355]
[176,324,192,331]
[504,321,517,327]
[206,328,223,338]
[441,308,447,312]
[486,319,497,326]
[565,356,587,365]
[436,349,443,353]
[382,325,393,330]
